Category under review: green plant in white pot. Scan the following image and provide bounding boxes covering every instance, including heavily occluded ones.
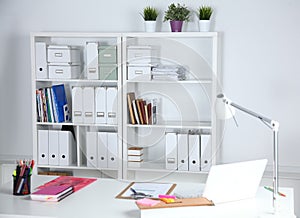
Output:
[164,3,190,32]
[197,6,213,32]
[141,6,159,32]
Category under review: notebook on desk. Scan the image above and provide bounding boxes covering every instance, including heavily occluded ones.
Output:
[202,159,267,204]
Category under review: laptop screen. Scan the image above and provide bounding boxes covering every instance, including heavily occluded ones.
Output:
[202,159,267,204]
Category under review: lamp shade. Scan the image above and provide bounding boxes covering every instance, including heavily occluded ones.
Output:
[215,94,236,120]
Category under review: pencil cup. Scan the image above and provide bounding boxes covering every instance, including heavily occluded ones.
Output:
[13,174,31,195]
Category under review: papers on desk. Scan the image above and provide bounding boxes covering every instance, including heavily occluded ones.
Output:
[116,182,176,199]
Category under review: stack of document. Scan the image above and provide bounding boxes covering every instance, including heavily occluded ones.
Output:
[152,65,186,81]
[31,185,73,202]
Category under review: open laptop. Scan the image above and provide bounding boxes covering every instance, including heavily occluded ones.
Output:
[202,159,267,204]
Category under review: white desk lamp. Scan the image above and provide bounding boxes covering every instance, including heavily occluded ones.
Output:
[216,93,279,212]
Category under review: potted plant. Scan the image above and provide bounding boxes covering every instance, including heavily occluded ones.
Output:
[197,5,213,32]
[164,3,190,32]
[141,6,159,32]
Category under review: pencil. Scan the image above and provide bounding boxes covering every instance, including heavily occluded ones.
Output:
[264,186,286,197]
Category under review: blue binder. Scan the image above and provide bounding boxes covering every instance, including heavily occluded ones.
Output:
[51,84,70,123]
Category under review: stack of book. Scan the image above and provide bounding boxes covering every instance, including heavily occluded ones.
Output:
[127,92,157,125]
[31,185,73,202]
[151,65,186,81]
[36,84,70,123]
[128,147,144,168]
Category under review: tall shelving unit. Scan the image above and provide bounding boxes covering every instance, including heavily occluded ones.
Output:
[31,32,219,181]
[122,32,218,181]
[31,32,123,179]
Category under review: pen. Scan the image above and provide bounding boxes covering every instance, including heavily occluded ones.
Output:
[264,186,286,197]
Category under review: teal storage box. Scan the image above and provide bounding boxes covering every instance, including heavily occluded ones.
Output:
[98,46,117,64]
[99,64,118,80]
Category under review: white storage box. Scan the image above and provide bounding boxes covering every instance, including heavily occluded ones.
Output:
[127,46,152,64]
[128,65,151,81]
[47,45,81,64]
[49,64,81,79]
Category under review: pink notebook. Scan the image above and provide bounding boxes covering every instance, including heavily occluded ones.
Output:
[32,185,72,195]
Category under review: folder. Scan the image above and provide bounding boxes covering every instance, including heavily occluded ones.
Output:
[83,87,95,124]
[188,134,200,172]
[59,131,75,166]
[97,132,108,168]
[86,42,99,80]
[107,132,118,169]
[165,133,177,170]
[177,134,188,171]
[106,87,117,124]
[35,42,48,79]
[51,84,70,123]
[38,130,49,165]
[48,130,59,166]
[200,134,211,172]
[72,87,83,123]
[86,132,98,168]
[95,87,107,124]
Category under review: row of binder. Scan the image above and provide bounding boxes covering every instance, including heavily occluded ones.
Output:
[72,86,117,124]
[86,132,118,169]
[38,130,75,166]
[36,84,70,123]
[165,133,211,172]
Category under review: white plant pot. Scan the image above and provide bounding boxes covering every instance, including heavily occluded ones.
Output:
[199,20,211,32]
[144,21,156,32]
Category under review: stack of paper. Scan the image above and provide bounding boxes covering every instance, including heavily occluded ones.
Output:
[152,65,186,81]
[31,185,73,202]
[128,147,144,168]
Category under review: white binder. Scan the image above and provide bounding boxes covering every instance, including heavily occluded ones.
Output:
[188,134,200,172]
[48,130,59,166]
[59,131,75,166]
[177,133,188,171]
[97,132,108,168]
[86,42,99,80]
[86,132,98,168]
[107,132,118,169]
[72,87,83,123]
[95,87,107,124]
[35,42,48,79]
[165,133,177,170]
[83,87,95,124]
[106,87,117,124]
[38,130,49,165]
[201,134,211,171]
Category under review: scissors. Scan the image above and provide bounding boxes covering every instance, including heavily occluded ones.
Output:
[130,188,152,199]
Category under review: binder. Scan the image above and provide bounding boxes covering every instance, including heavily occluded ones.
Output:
[83,87,95,124]
[86,42,99,80]
[51,84,70,123]
[59,131,75,166]
[38,130,49,165]
[48,130,59,166]
[107,132,118,169]
[188,134,200,172]
[95,87,107,124]
[86,132,98,168]
[97,132,108,168]
[72,87,83,123]
[177,134,188,171]
[200,134,211,172]
[165,133,177,170]
[106,87,117,124]
[35,42,48,79]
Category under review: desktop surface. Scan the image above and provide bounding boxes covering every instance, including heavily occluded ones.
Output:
[0,175,296,218]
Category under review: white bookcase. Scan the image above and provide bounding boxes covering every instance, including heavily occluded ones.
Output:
[31,32,219,180]
[31,32,123,179]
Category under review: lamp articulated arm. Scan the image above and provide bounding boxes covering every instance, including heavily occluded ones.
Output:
[217,93,279,212]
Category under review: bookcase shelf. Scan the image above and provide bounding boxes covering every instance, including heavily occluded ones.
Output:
[31,32,219,181]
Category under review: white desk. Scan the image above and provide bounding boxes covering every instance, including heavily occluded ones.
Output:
[0,176,296,218]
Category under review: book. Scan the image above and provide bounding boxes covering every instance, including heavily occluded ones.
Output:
[36,176,97,192]
[31,185,73,202]
[127,92,136,124]
[51,84,69,123]
[136,99,144,124]
[132,99,140,124]
[128,147,143,156]
[128,155,143,162]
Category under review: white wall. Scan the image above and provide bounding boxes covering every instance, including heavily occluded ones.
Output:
[0,0,299,216]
